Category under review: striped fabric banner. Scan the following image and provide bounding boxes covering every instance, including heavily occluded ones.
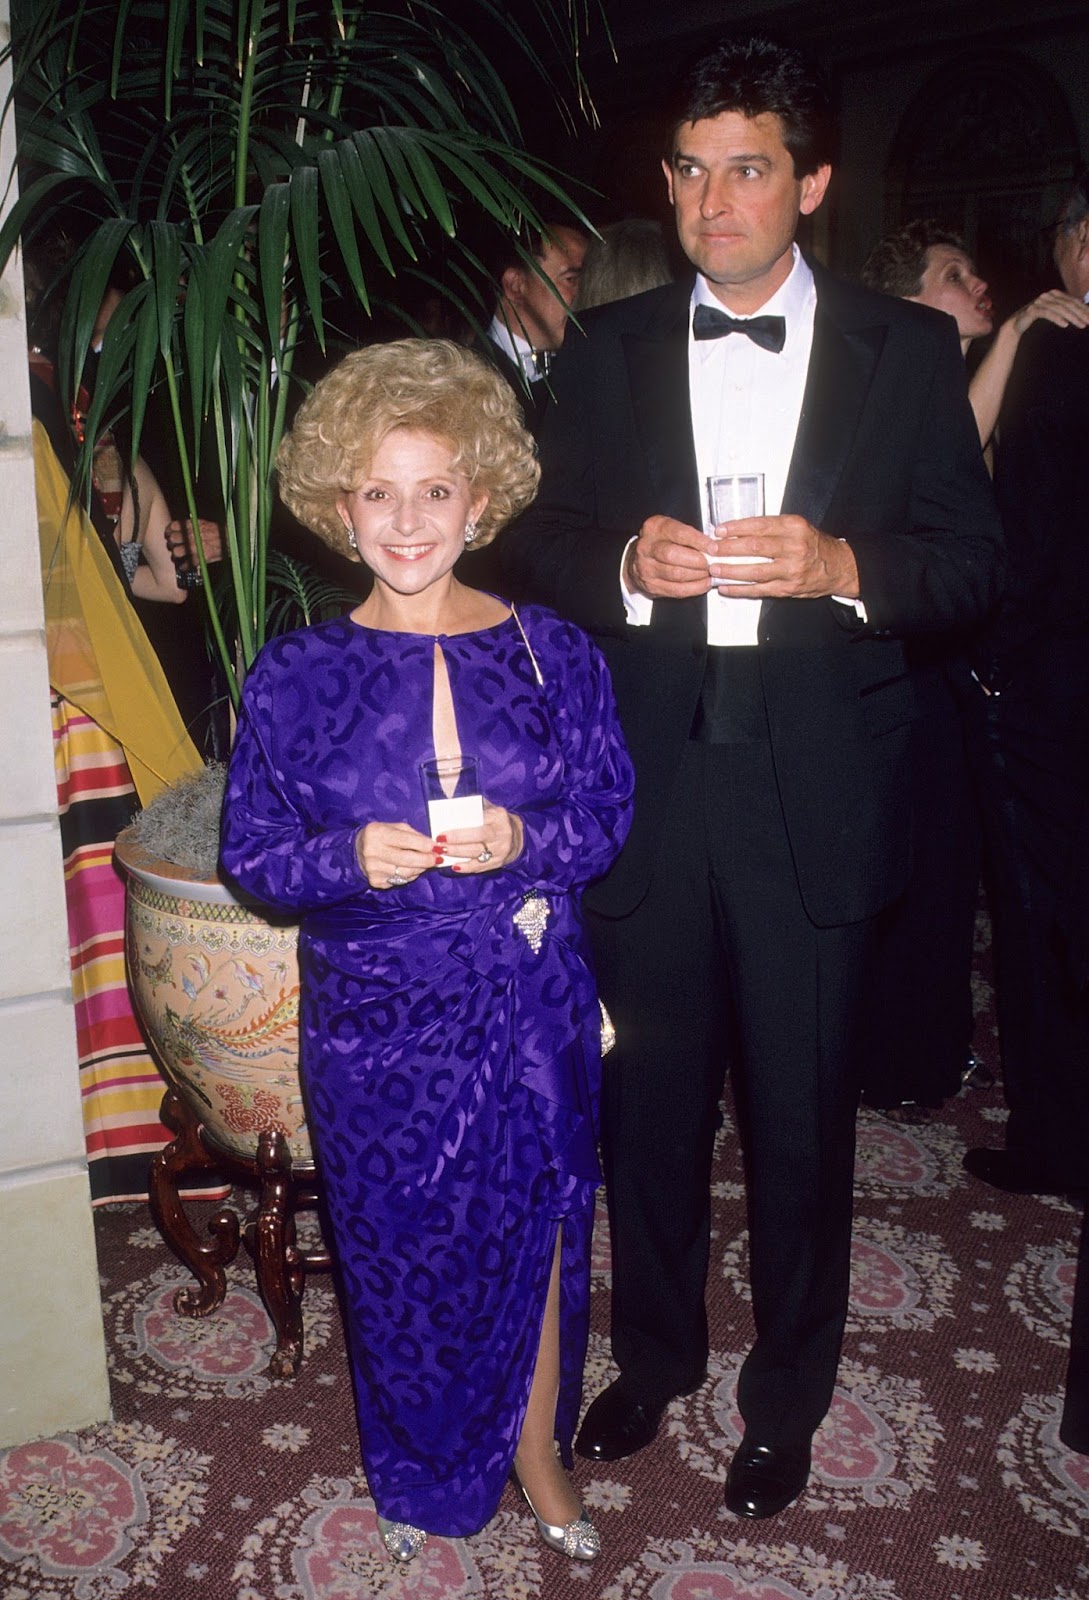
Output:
[53,694,227,1204]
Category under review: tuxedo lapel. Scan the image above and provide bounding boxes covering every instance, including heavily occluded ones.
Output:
[622,285,706,644]
[783,272,888,529]
[622,287,702,530]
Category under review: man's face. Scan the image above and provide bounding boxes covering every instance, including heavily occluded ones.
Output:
[1053,208,1089,300]
[663,110,830,314]
[506,226,587,350]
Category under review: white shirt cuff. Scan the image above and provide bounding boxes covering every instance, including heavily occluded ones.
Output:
[621,537,654,626]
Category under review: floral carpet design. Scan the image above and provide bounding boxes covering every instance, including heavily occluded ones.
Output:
[2,997,1086,1598]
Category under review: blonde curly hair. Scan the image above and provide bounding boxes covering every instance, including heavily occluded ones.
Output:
[277,339,540,555]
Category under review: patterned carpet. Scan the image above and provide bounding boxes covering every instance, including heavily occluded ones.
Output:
[2,957,1086,1600]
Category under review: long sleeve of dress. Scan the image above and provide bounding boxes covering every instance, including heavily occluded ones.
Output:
[505,614,633,893]
[219,653,367,912]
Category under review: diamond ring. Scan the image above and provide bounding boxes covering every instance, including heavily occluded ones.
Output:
[388,869,407,887]
[477,848,493,864]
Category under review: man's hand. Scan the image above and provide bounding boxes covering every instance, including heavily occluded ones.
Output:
[707,515,859,600]
[624,515,715,600]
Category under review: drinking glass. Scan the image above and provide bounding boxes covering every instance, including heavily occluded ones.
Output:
[705,473,769,583]
[706,472,765,529]
[420,755,484,865]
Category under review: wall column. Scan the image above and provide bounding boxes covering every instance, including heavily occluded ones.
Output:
[0,0,111,1446]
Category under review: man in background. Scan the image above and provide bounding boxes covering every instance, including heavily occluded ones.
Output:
[478,222,588,434]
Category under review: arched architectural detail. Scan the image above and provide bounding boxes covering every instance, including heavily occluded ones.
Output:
[885,52,1079,294]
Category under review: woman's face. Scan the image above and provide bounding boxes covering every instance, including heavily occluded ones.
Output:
[337,428,488,595]
[908,244,993,340]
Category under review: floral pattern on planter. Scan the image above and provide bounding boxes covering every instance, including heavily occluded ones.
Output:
[118,837,309,1164]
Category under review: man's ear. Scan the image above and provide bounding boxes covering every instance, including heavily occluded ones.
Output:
[799,163,832,217]
[500,264,526,307]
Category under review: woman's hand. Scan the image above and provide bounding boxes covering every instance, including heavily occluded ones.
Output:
[436,801,524,874]
[355,821,439,889]
[1010,289,1089,337]
[166,517,223,571]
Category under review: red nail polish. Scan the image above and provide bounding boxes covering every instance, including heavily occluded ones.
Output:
[436,834,447,844]
[451,864,461,873]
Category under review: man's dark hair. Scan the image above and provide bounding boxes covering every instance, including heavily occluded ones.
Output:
[480,222,586,290]
[860,219,967,299]
[1058,170,1089,230]
[664,33,835,178]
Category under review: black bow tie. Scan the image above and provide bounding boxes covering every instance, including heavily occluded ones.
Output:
[692,303,787,353]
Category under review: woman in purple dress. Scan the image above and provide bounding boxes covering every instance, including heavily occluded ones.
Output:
[220,340,633,1565]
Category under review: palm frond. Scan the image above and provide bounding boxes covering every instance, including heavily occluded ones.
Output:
[3,0,609,706]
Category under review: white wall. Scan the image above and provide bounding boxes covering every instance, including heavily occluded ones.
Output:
[0,0,111,1445]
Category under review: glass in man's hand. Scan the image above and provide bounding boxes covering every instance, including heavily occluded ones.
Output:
[706,473,770,585]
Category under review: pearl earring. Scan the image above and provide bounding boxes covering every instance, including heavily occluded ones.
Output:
[464,519,478,546]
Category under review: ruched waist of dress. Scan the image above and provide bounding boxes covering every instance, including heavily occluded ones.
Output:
[304,893,602,1193]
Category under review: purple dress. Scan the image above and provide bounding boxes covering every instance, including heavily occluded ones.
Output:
[220,606,633,1536]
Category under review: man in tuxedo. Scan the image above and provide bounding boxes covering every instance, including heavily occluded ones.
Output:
[459,223,588,600]
[477,222,588,436]
[502,33,1002,1519]
[964,172,1089,1199]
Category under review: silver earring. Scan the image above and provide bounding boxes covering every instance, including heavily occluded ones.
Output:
[464,519,478,546]
[345,524,358,552]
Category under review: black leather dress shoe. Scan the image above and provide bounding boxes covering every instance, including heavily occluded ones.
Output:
[725,1440,811,1519]
[963,1147,1086,1199]
[575,1375,703,1463]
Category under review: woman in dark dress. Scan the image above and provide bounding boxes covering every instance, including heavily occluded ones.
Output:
[220,340,633,1564]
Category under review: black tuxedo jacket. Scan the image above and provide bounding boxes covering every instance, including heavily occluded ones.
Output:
[502,266,1004,927]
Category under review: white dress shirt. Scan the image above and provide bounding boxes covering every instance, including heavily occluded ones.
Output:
[623,247,856,643]
[487,314,540,384]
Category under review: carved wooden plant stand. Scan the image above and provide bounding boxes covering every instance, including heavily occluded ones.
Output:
[116,828,328,1377]
[147,1086,330,1377]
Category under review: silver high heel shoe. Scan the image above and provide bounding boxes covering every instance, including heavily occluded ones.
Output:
[515,1477,600,1561]
[376,1514,427,1563]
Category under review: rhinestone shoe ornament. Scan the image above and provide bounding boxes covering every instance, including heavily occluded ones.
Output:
[376,1515,427,1562]
[513,891,550,954]
[516,1480,600,1561]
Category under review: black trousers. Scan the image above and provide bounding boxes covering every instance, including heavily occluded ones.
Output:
[590,733,871,1449]
[861,664,979,1110]
[964,637,1089,1186]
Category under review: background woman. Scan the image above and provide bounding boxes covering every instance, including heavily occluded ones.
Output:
[574,218,673,312]
[220,340,633,1564]
[862,219,1089,452]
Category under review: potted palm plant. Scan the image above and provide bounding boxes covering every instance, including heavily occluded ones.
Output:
[3,0,606,1365]
[4,0,603,704]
